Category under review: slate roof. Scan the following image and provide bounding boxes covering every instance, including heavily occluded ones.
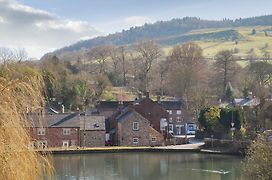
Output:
[27,114,70,127]
[158,100,183,110]
[80,115,105,131]
[116,110,133,122]
[233,98,260,107]
[97,101,133,109]
[28,113,105,130]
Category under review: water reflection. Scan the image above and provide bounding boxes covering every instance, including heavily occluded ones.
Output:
[53,152,242,180]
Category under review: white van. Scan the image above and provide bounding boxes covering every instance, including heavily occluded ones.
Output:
[186,123,197,135]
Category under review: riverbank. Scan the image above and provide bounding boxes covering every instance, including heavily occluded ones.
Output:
[37,141,244,156]
[37,142,204,154]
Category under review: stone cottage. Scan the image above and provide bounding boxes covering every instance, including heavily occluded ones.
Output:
[115,108,163,146]
[80,115,106,147]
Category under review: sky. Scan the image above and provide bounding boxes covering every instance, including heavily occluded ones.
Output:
[0,0,272,59]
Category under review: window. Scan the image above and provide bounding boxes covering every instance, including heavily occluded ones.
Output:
[169,124,174,133]
[169,117,172,122]
[151,137,156,142]
[37,140,47,149]
[177,117,181,122]
[63,128,71,135]
[167,110,172,115]
[176,110,182,115]
[133,138,139,144]
[37,128,45,135]
[133,122,139,131]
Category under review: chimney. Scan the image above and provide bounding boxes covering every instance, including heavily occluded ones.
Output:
[146,91,150,98]
[157,95,161,103]
[62,104,65,113]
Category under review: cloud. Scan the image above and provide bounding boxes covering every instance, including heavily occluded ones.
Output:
[124,16,153,27]
[0,16,5,23]
[0,0,102,58]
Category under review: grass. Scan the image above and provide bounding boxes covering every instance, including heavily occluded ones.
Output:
[163,26,272,58]
[196,26,272,57]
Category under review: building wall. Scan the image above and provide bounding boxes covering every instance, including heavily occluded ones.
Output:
[135,98,169,133]
[29,127,79,148]
[167,109,195,135]
[119,112,150,146]
[80,130,105,147]
[149,127,164,146]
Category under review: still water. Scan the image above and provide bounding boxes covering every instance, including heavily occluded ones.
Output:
[53,152,242,180]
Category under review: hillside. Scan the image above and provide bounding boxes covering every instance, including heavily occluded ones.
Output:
[50,15,272,56]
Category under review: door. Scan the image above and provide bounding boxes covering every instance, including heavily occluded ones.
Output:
[176,125,182,135]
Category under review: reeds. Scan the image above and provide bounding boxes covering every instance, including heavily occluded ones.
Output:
[0,63,53,180]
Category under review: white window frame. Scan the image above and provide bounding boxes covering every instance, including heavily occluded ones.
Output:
[169,117,172,122]
[63,128,71,135]
[177,117,182,122]
[176,110,182,115]
[167,110,172,115]
[37,128,45,136]
[37,140,47,149]
[133,122,139,131]
[133,138,139,144]
[151,137,156,142]
[62,140,69,148]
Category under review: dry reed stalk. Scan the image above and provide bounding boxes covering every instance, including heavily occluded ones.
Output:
[0,63,53,180]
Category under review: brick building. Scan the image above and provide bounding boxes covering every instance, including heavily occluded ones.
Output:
[28,113,105,148]
[28,113,80,148]
[133,93,169,133]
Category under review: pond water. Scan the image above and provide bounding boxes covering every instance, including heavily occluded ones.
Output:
[53,152,243,180]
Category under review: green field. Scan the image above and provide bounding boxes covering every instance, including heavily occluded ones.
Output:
[163,26,272,56]
[163,26,272,67]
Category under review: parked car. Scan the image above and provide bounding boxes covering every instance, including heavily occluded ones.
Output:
[186,123,197,135]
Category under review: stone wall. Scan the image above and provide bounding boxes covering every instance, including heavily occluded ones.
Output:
[119,112,150,146]
[149,127,164,146]
[80,130,105,147]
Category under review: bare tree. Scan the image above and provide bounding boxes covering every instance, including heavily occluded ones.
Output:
[214,50,240,100]
[108,45,129,86]
[167,43,209,114]
[0,47,14,65]
[167,43,206,97]
[134,40,161,92]
[13,48,28,62]
[87,46,111,74]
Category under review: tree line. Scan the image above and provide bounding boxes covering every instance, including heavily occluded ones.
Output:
[38,40,272,115]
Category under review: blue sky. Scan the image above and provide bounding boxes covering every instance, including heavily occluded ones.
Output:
[1,0,272,58]
[16,0,272,32]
